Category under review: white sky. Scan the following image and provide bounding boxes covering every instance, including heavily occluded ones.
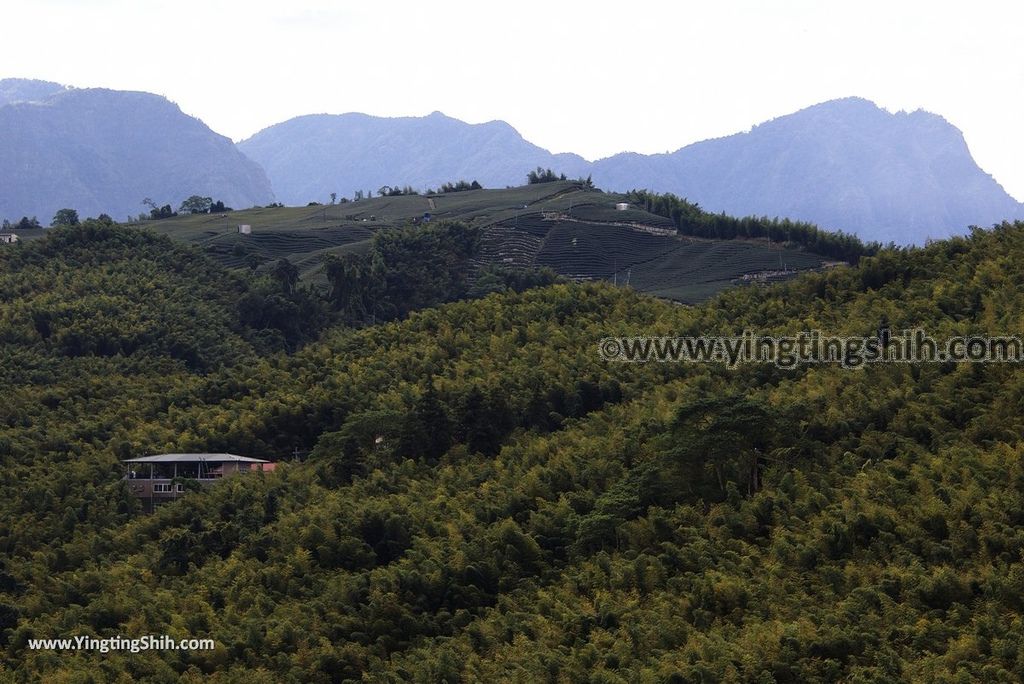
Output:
[4,0,1023,200]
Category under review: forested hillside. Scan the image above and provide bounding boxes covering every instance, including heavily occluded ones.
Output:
[4,222,1024,681]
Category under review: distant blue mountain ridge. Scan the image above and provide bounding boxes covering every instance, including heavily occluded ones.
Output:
[2,78,1020,244]
[240,97,1024,244]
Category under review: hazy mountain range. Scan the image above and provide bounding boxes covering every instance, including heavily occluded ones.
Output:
[587,98,1024,244]
[2,78,1021,243]
[237,111,591,205]
[242,98,1023,244]
[0,79,273,222]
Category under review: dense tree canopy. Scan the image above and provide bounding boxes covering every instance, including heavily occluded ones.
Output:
[4,221,1024,681]
[436,180,482,193]
[178,196,213,215]
[49,208,79,227]
[323,221,480,324]
[625,189,882,263]
[527,167,567,184]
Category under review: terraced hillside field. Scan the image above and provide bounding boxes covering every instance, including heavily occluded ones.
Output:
[527,221,827,303]
[145,181,834,302]
[143,205,387,282]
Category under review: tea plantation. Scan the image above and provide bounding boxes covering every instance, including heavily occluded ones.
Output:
[148,181,834,302]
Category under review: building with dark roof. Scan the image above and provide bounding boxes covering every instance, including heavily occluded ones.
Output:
[123,453,271,512]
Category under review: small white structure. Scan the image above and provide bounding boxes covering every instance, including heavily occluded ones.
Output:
[615,203,630,211]
[0,233,19,244]
[238,224,251,235]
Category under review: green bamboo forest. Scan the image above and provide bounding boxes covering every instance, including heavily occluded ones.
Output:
[3,217,1024,682]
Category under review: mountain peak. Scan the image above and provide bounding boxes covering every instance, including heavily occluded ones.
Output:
[754,97,890,132]
[807,95,882,111]
[0,84,273,221]
[239,111,591,203]
[0,78,68,107]
[591,97,1022,243]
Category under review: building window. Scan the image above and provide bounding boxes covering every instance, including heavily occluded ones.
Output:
[153,483,173,493]
[176,484,185,492]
